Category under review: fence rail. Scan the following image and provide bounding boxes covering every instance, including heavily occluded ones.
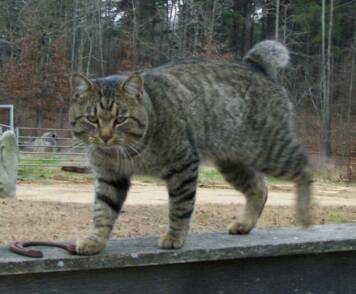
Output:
[16,127,89,169]
[12,127,356,179]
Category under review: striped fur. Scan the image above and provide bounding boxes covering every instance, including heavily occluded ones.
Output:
[70,41,312,255]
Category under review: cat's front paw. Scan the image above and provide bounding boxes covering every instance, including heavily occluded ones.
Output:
[228,221,254,235]
[159,233,185,249]
[76,236,106,255]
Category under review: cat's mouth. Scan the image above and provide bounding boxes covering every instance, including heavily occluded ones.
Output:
[96,141,121,148]
[88,136,120,147]
[88,136,142,158]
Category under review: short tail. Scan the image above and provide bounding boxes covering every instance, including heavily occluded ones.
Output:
[243,40,290,81]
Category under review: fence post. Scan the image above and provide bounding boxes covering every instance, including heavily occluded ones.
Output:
[15,127,19,146]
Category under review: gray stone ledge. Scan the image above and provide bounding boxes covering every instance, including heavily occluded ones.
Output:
[1,223,356,276]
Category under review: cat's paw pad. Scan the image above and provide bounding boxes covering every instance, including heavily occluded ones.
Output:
[75,236,106,255]
[159,234,185,249]
[228,221,254,235]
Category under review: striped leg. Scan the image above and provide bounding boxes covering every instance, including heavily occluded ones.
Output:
[256,137,313,227]
[76,177,130,255]
[160,156,199,249]
[217,161,268,234]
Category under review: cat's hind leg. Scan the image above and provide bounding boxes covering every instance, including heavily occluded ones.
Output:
[216,161,268,234]
[254,136,313,227]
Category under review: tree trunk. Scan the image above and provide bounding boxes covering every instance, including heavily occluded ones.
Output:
[97,0,105,75]
[207,0,218,53]
[36,96,44,130]
[320,0,332,159]
[131,0,138,69]
[70,0,78,74]
[232,0,240,57]
[346,35,355,179]
[282,4,289,43]
[275,0,280,40]
[86,29,93,76]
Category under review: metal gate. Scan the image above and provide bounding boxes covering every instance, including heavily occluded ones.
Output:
[16,127,89,169]
[0,104,14,132]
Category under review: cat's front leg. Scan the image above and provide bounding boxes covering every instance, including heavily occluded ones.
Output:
[160,156,199,249]
[76,177,130,255]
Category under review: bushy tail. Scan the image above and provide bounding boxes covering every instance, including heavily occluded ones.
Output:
[243,40,290,81]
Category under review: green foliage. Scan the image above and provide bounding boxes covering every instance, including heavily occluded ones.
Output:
[16,163,289,187]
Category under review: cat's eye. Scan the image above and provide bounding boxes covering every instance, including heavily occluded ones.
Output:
[115,117,128,125]
[86,115,98,124]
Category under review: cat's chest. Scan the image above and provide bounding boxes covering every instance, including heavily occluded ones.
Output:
[89,147,162,177]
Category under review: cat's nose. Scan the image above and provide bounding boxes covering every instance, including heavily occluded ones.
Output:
[100,133,113,143]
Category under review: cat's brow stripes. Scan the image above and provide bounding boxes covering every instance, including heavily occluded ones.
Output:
[97,94,116,112]
[108,99,114,111]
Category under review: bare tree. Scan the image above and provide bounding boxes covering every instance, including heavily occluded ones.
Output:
[320,0,333,159]
[275,0,280,40]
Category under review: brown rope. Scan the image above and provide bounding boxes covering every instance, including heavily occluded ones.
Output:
[9,241,77,258]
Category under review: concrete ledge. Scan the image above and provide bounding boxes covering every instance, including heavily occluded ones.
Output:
[1,223,356,276]
[1,224,356,293]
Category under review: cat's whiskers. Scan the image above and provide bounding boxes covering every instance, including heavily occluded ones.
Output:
[122,146,135,173]
[115,146,122,174]
[127,143,146,170]
[117,145,128,174]
[115,135,142,171]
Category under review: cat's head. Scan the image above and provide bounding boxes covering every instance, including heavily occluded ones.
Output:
[69,73,149,150]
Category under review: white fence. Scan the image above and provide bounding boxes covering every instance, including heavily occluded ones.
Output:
[16,127,89,169]
[0,104,14,132]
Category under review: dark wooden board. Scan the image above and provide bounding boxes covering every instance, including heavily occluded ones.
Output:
[1,251,356,294]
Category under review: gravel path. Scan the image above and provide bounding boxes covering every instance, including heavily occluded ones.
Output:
[16,181,356,207]
[0,181,355,245]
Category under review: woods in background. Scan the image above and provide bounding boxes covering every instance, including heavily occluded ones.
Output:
[0,0,355,171]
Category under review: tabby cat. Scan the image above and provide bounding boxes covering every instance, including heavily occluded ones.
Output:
[69,40,312,255]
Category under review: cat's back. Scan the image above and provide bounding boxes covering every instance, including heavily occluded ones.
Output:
[143,57,280,106]
[142,57,283,123]
[144,57,267,88]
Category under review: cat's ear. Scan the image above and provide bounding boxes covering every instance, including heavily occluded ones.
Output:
[70,73,93,95]
[120,73,144,99]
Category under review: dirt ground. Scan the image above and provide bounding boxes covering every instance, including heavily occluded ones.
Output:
[1,181,356,245]
[15,180,356,206]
